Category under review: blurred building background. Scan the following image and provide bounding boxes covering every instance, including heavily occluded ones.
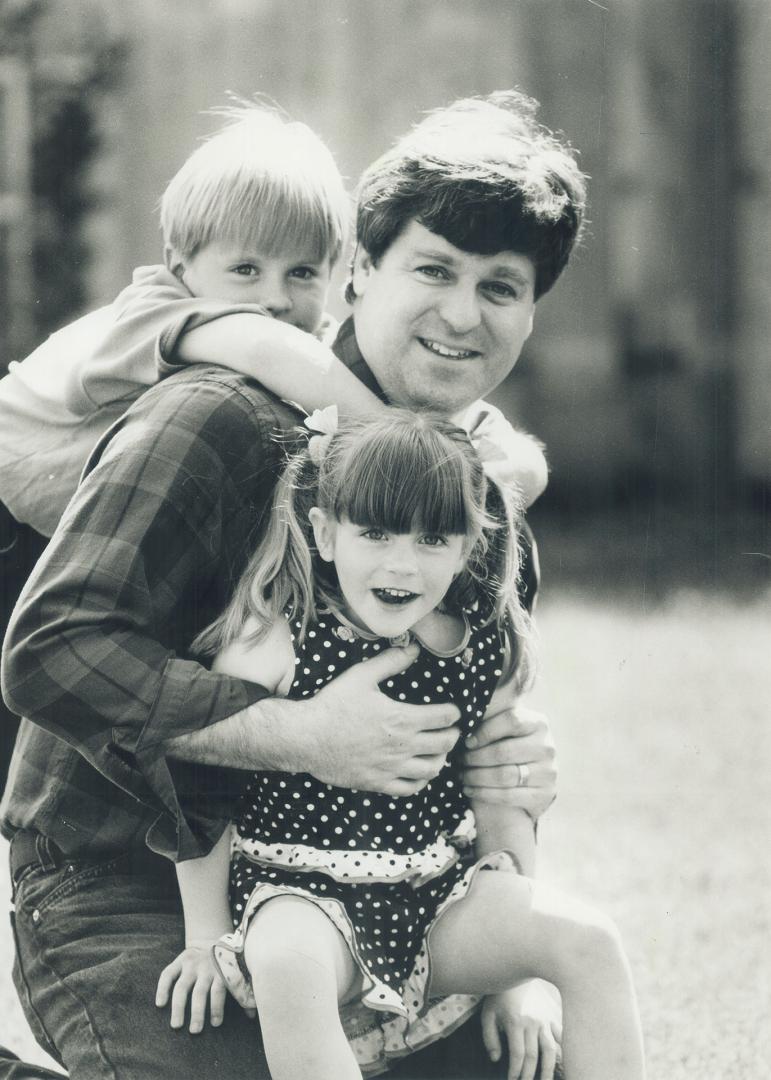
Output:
[1,0,768,593]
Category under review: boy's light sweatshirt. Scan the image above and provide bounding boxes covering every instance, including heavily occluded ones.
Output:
[0,266,271,536]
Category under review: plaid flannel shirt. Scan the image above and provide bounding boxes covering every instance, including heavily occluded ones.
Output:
[1,319,538,863]
[1,364,300,860]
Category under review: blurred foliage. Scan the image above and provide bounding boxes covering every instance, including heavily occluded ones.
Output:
[1,0,126,342]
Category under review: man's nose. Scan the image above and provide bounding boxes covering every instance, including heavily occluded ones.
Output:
[436,283,482,335]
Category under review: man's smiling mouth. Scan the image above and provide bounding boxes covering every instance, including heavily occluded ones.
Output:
[418,337,479,360]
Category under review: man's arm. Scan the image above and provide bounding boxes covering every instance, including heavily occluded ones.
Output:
[2,370,458,860]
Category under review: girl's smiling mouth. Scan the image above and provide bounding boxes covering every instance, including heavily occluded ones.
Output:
[372,588,419,605]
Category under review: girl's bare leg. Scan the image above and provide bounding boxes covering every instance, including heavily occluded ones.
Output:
[244,895,362,1080]
[429,871,645,1080]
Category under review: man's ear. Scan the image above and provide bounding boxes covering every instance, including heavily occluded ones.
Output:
[164,244,186,280]
[308,507,336,562]
[351,245,374,298]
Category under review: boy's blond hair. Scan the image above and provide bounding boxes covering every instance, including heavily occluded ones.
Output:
[160,99,350,265]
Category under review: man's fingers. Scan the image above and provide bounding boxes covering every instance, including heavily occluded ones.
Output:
[403,702,461,730]
[467,704,545,748]
[359,644,420,682]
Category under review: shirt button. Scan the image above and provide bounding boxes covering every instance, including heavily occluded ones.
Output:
[32,910,40,923]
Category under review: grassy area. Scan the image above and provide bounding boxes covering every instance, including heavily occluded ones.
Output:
[2,586,769,1076]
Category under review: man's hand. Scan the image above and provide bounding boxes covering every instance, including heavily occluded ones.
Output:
[462,695,557,818]
[288,643,461,797]
[156,942,235,1033]
[481,982,562,1080]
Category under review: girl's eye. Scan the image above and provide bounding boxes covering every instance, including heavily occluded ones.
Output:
[361,528,387,541]
[420,534,448,547]
[290,266,318,281]
[232,264,258,277]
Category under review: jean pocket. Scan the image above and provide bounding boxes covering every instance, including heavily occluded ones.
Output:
[15,854,126,920]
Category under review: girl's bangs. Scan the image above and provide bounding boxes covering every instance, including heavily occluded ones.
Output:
[332,435,472,536]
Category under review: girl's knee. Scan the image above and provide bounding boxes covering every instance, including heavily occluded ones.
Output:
[552,907,628,984]
[243,896,354,1004]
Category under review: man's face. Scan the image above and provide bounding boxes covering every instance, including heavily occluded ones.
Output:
[351,221,536,415]
[167,239,332,333]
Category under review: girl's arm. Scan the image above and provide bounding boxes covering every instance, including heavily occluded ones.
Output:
[175,312,385,416]
[155,827,234,1033]
[156,617,294,1032]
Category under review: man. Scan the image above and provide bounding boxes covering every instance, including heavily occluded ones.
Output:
[1,90,584,1079]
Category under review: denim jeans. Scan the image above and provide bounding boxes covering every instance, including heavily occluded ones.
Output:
[8,836,512,1080]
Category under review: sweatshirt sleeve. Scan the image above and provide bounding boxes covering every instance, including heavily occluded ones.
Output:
[64,265,271,415]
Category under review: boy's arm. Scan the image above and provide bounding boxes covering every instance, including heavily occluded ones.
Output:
[68,266,382,418]
[461,400,548,509]
[174,312,384,416]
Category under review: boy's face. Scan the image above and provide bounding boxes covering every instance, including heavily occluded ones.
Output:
[351,220,536,416]
[168,239,332,333]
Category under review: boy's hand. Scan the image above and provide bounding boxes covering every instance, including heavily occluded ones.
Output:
[156,942,232,1034]
[480,981,562,1080]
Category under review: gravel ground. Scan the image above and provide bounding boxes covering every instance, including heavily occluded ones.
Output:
[1,586,769,1077]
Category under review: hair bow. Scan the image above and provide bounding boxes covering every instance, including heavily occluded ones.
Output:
[304,404,338,465]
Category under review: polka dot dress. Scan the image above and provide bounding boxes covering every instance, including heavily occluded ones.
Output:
[214,608,518,1074]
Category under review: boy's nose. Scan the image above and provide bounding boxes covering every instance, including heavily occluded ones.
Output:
[260,277,292,317]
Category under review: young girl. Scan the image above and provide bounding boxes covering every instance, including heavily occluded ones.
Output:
[156,408,645,1080]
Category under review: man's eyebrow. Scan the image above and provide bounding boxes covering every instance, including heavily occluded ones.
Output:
[491,265,534,288]
[412,247,534,288]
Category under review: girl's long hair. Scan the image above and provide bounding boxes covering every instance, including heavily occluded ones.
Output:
[193,410,535,691]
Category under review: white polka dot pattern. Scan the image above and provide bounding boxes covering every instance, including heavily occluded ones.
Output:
[218,608,507,1064]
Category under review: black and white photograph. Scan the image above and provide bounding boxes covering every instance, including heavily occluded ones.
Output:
[1,2,768,1078]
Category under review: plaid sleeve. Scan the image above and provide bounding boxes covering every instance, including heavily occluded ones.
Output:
[1,369,294,859]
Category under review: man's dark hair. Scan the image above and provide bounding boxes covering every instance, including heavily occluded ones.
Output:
[346,90,587,302]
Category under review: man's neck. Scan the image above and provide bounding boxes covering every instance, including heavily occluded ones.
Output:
[331,317,388,403]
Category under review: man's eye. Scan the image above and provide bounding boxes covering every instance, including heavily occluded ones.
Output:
[416,265,449,281]
[484,281,518,300]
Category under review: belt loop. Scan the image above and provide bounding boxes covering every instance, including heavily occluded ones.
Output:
[35,834,59,872]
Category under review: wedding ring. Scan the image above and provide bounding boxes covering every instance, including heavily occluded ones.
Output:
[517,763,531,787]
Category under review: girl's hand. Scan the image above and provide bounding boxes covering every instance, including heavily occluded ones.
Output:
[156,942,232,1034]
[480,981,562,1080]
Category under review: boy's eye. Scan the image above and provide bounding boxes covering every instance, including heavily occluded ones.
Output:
[290,266,319,281]
[361,527,387,541]
[232,263,259,277]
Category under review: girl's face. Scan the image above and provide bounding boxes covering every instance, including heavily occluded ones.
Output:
[309,510,467,639]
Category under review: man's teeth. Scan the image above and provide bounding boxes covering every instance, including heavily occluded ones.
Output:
[420,338,477,359]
